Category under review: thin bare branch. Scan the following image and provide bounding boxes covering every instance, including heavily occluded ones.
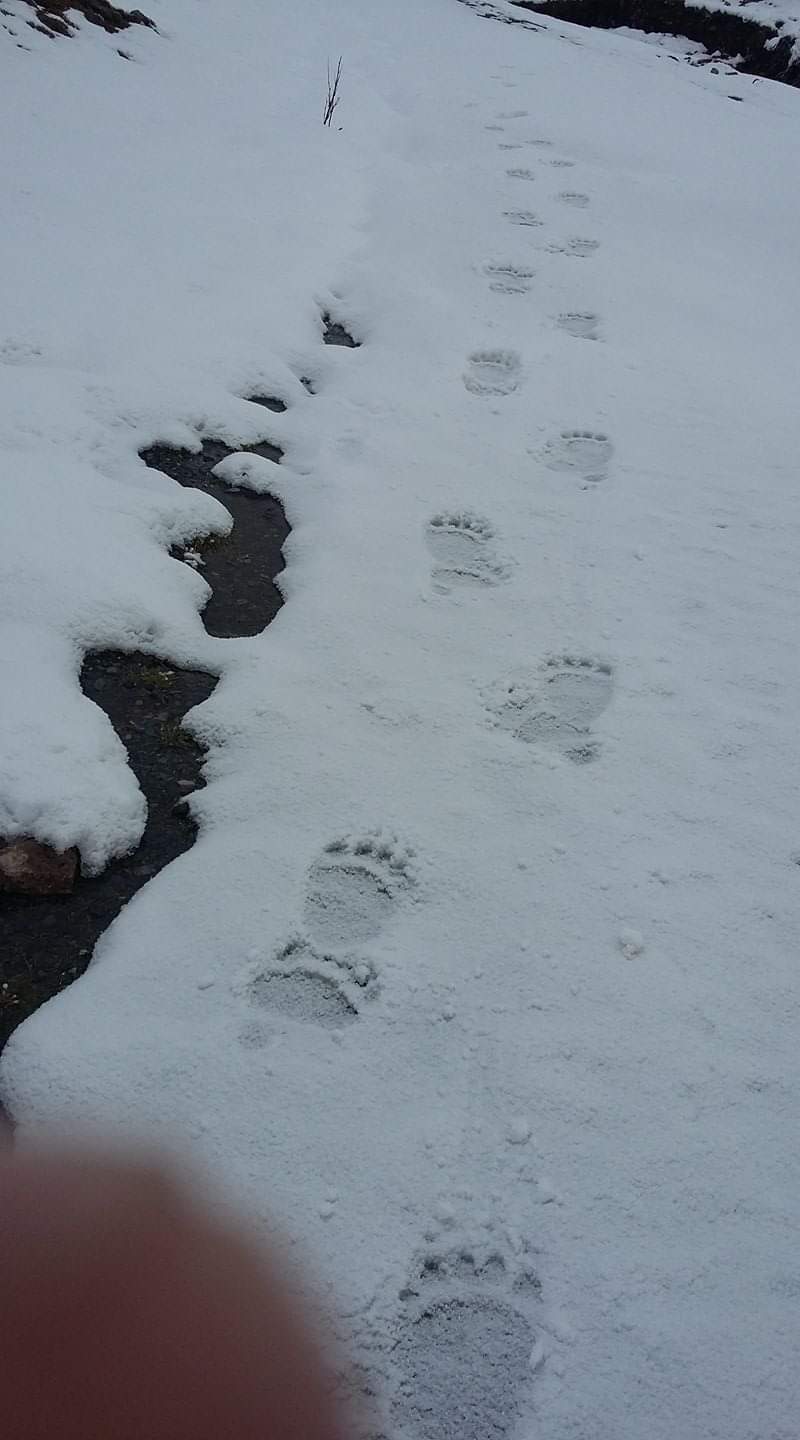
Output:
[323,55,343,126]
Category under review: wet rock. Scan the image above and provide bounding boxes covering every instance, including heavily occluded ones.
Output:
[0,838,79,895]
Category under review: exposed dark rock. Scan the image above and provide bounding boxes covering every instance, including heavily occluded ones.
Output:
[21,0,154,37]
[0,839,79,896]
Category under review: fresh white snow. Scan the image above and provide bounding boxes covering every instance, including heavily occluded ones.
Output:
[2,0,800,1436]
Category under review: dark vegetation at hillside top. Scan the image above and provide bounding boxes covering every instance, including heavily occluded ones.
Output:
[513,0,800,85]
[19,0,154,39]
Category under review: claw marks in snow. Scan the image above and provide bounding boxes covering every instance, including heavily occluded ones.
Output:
[556,311,600,340]
[490,656,614,762]
[427,512,509,590]
[550,236,599,257]
[504,209,543,228]
[463,350,522,396]
[484,263,535,294]
[501,139,552,152]
[556,191,590,208]
[391,1237,542,1440]
[304,833,416,949]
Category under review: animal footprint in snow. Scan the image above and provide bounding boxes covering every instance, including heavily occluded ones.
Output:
[504,209,543,228]
[490,656,613,762]
[247,939,377,1029]
[427,512,509,590]
[1,338,44,365]
[506,167,536,181]
[391,1238,542,1440]
[304,833,415,949]
[557,191,590,208]
[556,311,600,340]
[550,236,599,257]
[463,350,522,396]
[541,429,613,481]
[549,158,576,168]
[484,262,534,294]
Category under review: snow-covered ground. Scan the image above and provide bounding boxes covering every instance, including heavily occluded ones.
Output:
[2,0,800,1435]
[604,25,711,57]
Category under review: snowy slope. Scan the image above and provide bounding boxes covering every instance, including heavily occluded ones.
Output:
[2,1,800,1437]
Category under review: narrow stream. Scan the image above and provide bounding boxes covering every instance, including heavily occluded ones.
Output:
[1,411,294,1050]
[139,438,289,638]
[0,654,216,1050]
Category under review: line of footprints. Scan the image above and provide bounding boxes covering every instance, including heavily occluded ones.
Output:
[239,89,610,1440]
[454,100,615,768]
[397,86,609,1429]
[238,835,549,1437]
[467,100,609,486]
[242,830,550,1439]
